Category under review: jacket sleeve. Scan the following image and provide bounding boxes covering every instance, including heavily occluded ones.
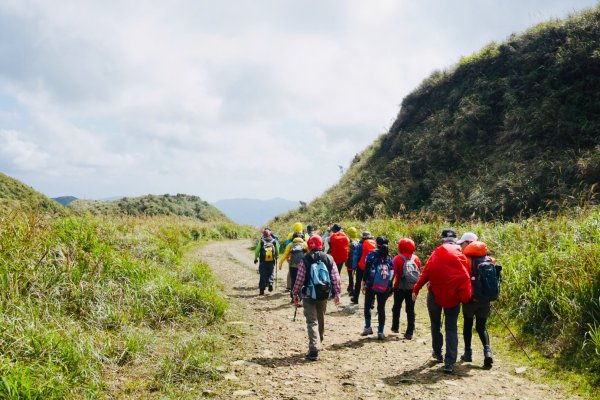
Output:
[412,255,432,294]
[392,256,404,288]
[328,256,342,297]
[292,261,306,300]
[278,243,292,266]
[254,240,261,259]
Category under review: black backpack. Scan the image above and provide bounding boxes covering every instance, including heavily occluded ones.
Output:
[470,256,502,302]
[259,238,276,262]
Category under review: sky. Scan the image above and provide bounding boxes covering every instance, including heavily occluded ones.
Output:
[0,0,598,203]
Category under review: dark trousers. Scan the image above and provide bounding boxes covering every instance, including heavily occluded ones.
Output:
[391,288,415,334]
[462,301,491,351]
[258,262,275,291]
[289,267,298,299]
[346,268,354,293]
[427,292,460,365]
[352,268,364,303]
[364,289,389,333]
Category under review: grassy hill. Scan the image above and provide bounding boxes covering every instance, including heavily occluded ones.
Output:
[283,6,600,225]
[0,172,67,215]
[69,193,232,222]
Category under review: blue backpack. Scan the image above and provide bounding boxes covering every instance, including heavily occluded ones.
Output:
[306,255,332,300]
[471,256,502,302]
[369,257,393,294]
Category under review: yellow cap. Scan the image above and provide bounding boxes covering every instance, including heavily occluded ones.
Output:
[293,222,303,232]
[347,227,358,239]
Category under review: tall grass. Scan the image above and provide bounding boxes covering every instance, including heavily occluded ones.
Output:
[0,210,251,398]
[270,206,600,388]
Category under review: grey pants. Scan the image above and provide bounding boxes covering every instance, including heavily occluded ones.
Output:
[303,298,328,353]
[427,292,460,365]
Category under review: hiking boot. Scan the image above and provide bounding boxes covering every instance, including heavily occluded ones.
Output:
[377,333,385,340]
[305,351,318,361]
[391,328,399,333]
[432,352,443,362]
[483,348,494,369]
[259,289,265,295]
[460,350,472,362]
[268,284,273,292]
[360,327,373,336]
[443,363,454,374]
[403,333,413,340]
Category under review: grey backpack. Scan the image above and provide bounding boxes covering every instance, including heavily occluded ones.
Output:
[398,254,420,290]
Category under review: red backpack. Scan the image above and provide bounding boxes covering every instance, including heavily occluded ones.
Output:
[329,232,349,265]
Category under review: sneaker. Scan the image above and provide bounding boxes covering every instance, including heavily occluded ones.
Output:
[391,328,399,333]
[268,284,273,292]
[432,352,443,362]
[351,300,359,305]
[305,351,318,361]
[403,333,413,340]
[259,289,265,295]
[377,333,385,340]
[460,351,472,362]
[360,327,373,336]
[483,349,494,369]
[443,364,454,374]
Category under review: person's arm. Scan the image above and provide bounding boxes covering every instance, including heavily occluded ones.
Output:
[329,257,341,305]
[254,240,261,262]
[392,256,403,289]
[292,261,307,306]
[412,256,432,300]
[278,243,292,267]
[352,242,362,269]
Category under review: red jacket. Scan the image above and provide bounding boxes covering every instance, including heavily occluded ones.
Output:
[329,231,350,266]
[392,238,422,288]
[413,243,471,308]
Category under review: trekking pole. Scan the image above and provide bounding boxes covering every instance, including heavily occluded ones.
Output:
[293,306,298,322]
[491,303,532,362]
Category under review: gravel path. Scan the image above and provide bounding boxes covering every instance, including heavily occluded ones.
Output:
[194,240,579,400]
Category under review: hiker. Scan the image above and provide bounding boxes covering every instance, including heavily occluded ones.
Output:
[391,238,422,339]
[292,235,341,361]
[254,229,279,295]
[458,232,496,369]
[307,224,317,237]
[328,224,350,274]
[322,227,332,253]
[360,236,394,340]
[412,229,471,373]
[344,227,359,295]
[351,231,377,304]
[278,231,308,301]
[285,222,307,247]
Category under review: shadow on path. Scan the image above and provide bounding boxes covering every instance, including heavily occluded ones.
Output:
[382,359,471,386]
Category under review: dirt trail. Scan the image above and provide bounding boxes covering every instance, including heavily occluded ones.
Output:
[195,240,578,400]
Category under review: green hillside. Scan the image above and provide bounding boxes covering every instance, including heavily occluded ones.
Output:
[285,6,600,224]
[69,193,232,222]
[0,172,67,215]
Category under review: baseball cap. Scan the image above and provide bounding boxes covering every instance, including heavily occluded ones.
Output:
[457,232,478,245]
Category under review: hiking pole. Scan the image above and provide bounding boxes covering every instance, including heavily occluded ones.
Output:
[491,303,532,362]
[293,306,298,322]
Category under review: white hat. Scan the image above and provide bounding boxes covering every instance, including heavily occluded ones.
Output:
[457,232,478,245]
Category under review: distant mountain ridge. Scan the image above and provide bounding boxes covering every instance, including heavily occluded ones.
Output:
[52,196,78,206]
[212,198,299,227]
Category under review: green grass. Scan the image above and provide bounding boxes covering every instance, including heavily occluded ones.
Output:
[0,210,252,398]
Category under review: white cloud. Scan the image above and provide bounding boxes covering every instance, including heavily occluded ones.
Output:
[0,0,597,201]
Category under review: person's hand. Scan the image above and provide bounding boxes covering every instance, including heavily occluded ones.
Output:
[334,296,340,306]
[411,292,417,302]
[254,259,258,264]
[293,298,300,308]
[361,283,366,294]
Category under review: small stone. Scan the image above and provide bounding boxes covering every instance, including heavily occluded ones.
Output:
[216,366,227,372]
[443,380,458,386]
[515,367,528,374]
[224,374,239,381]
[232,389,255,397]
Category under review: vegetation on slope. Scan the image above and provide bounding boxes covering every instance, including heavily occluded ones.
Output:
[70,193,231,222]
[0,208,252,398]
[286,6,600,224]
[0,172,67,215]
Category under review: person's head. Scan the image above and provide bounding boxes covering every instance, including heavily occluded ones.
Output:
[263,229,272,238]
[293,222,303,233]
[292,231,304,239]
[376,236,389,256]
[307,235,323,251]
[362,231,373,240]
[397,238,416,254]
[457,232,478,251]
[331,223,342,233]
[307,224,314,233]
[347,226,358,240]
[440,229,457,244]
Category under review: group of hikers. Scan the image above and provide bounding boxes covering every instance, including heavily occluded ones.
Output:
[253,223,501,374]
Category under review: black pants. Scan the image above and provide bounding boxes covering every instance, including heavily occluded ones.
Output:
[346,268,354,293]
[364,289,389,333]
[391,288,415,334]
[289,267,298,299]
[352,268,364,303]
[258,262,275,292]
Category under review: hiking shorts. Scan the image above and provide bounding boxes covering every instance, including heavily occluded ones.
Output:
[462,301,491,319]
